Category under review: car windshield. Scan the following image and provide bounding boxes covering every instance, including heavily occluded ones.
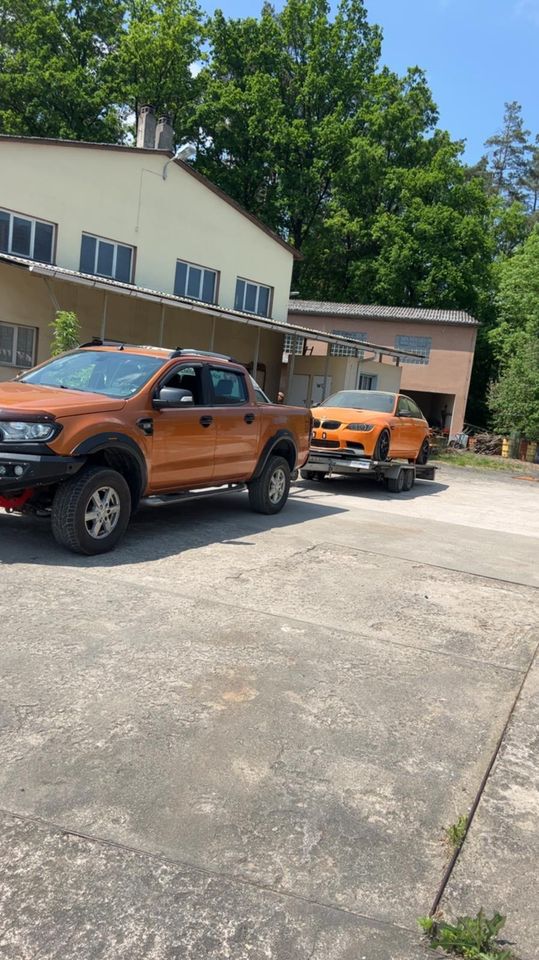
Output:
[21,350,165,398]
[320,390,396,413]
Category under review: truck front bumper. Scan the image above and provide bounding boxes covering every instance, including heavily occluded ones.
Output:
[0,451,84,494]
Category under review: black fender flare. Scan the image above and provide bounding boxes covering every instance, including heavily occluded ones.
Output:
[71,432,148,503]
[251,430,298,480]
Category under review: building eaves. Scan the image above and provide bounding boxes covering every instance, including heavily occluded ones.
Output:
[288,299,479,326]
[0,134,302,261]
[0,253,416,360]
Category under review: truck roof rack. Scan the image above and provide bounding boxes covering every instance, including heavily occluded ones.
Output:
[169,347,237,362]
[79,337,127,349]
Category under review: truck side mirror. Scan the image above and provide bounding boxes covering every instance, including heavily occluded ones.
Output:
[153,387,194,410]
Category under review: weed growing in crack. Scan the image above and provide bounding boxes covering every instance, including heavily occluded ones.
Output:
[418,910,517,958]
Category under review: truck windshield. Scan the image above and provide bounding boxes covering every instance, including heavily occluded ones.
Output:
[21,350,165,398]
[321,391,396,413]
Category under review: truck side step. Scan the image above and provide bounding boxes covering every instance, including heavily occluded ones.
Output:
[140,483,246,508]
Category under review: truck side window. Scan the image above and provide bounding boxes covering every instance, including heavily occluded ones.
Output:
[162,364,204,405]
[210,368,248,405]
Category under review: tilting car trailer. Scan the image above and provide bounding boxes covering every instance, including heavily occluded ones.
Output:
[301,450,436,493]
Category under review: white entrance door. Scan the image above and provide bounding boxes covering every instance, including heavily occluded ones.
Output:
[312,376,332,405]
[289,374,310,406]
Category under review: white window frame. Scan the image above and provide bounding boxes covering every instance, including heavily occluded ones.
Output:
[235,277,272,317]
[80,233,134,282]
[330,331,367,358]
[283,334,305,355]
[0,207,55,262]
[0,321,37,368]
[358,373,378,390]
[174,259,217,303]
[394,335,432,364]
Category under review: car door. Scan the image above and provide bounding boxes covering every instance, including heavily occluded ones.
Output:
[406,398,429,455]
[392,396,415,457]
[149,362,216,491]
[207,365,261,481]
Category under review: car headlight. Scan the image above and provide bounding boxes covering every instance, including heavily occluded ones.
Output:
[0,420,57,442]
[347,423,375,431]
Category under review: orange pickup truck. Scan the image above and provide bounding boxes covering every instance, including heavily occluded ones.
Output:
[0,341,310,554]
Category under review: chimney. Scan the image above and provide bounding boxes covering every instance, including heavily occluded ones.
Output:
[155,115,175,152]
[136,105,156,149]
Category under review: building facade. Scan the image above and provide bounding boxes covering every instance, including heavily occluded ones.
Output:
[0,127,301,399]
[288,301,478,433]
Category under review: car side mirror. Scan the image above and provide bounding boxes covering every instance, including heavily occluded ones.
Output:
[153,386,194,410]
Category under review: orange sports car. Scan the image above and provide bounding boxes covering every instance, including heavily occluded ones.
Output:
[310,390,430,463]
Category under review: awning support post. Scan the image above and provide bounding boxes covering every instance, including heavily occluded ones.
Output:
[285,336,297,401]
[209,316,216,351]
[100,294,108,340]
[321,345,330,399]
[159,305,165,346]
[252,327,261,382]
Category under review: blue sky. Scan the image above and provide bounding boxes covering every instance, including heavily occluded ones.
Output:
[204,0,537,162]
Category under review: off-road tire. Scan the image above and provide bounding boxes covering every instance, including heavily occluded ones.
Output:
[386,470,405,494]
[416,437,430,465]
[51,465,131,555]
[248,455,291,515]
[374,428,391,462]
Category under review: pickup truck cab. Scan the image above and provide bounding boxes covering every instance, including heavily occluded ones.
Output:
[0,341,310,554]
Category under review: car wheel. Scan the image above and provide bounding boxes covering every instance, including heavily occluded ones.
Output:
[416,438,430,465]
[51,465,131,555]
[248,455,291,514]
[374,428,391,462]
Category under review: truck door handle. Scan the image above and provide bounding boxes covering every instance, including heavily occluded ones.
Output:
[244,413,256,424]
[199,415,213,428]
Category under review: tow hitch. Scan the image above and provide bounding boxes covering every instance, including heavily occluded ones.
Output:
[0,489,33,512]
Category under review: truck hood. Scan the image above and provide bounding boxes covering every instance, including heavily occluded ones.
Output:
[0,381,126,418]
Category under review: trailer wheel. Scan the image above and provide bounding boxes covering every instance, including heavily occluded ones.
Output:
[402,468,415,491]
[386,470,405,493]
[374,428,391,462]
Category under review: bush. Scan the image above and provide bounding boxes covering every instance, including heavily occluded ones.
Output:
[49,311,80,356]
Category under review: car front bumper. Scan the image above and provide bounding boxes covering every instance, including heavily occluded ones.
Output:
[0,451,84,494]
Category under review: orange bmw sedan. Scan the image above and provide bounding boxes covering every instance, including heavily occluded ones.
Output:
[310,390,430,463]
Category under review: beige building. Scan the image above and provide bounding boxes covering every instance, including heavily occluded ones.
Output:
[0,123,414,401]
[288,301,478,433]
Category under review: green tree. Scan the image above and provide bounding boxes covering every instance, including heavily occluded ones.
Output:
[487,227,539,438]
[113,0,204,141]
[50,310,80,355]
[0,0,125,141]
[484,100,531,205]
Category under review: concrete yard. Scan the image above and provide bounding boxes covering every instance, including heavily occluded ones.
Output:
[0,465,537,959]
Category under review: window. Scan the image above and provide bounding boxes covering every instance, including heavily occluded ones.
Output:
[250,375,271,404]
[405,397,425,420]
[174,260,217,303]
[22,350,164,398]
[210,368,248,404]
[283,334,305,355]
[397,396,412,416]
[234,278,272,317]
[80,233,134,283]
[0,208,54,263]
[358,373,378,390]
[162,364,204,405]
[395,335,431,364]
[330,331,367,358]
[0,322,37,368]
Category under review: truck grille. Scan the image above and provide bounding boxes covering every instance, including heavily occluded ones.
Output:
[311,439,340,449]
[321,420,341,429]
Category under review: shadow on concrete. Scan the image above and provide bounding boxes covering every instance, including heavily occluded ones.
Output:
[0,490,347,568]
[295,475,449,499]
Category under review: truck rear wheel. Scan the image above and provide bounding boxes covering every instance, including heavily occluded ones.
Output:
[249,455,290,515]
[51,465,131,555]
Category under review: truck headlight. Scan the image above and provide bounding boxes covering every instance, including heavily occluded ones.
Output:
[347,423,374,431]
[0,421,57,441]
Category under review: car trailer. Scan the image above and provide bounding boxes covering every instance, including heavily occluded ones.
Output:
[301,450,436,493]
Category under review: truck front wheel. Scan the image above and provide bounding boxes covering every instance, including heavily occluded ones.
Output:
[248,455,291,515]
[51,465,131,555]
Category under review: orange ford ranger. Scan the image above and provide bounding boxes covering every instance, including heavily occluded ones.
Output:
[0,341,310,554]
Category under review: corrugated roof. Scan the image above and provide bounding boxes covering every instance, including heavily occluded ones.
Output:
[0,134,302,261]
[288,299,479,326]
[0,253,417,359]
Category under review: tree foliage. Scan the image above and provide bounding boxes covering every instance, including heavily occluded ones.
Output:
[50,310,80,355]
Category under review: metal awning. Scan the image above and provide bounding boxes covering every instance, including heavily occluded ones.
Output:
[0,253,417,361]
